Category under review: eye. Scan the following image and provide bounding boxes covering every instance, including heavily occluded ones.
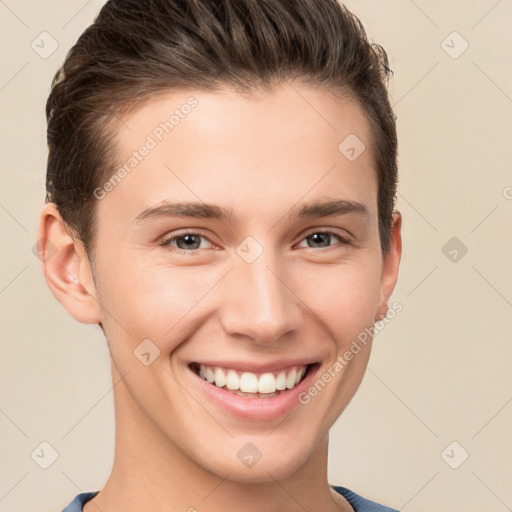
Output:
[160,232,214,251]
[296,230,351,249]
[159,229,351,253]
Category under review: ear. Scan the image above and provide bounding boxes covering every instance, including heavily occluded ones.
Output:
[36,202,101,324]
[375,211,402,321]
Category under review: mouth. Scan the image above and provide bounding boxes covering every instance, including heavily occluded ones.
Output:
[189,362,315,399]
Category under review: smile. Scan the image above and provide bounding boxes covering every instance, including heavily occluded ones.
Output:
[190,363,309,398]
[187,360,319,420]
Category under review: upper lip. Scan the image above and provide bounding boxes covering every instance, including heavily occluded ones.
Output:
[189,359,317,374]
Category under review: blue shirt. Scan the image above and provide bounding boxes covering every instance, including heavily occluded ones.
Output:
[61,487,399,511]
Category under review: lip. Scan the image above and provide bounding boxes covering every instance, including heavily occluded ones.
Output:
[186,361,320,421]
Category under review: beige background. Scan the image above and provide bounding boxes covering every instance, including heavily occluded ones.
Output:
[1,1,511,511]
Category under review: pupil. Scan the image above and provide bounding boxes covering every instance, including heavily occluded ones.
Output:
[178,234,200,250]
[310,233,329,247]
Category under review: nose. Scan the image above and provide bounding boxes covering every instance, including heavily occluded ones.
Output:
[219,248,303,346]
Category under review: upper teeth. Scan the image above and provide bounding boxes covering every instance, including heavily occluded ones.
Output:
[198,364,308,393]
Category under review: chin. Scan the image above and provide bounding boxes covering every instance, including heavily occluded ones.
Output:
[193,437,316,484]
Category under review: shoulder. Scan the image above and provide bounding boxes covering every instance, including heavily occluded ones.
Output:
[62,488,396,512]
[331,485,400,512]
[61,491,99,512]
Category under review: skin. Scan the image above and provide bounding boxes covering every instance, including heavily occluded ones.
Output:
[39,82,402,512]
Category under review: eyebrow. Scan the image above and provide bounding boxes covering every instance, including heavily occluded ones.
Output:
[289,199,369,220]
[133,198,369,224]
[134,202,234,223]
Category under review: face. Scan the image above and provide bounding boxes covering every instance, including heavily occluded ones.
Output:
[45,82,401,483]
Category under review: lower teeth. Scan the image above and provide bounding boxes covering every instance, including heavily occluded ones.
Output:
[226,388,282,399]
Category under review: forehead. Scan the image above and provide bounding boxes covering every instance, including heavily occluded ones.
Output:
[97,83,378,227]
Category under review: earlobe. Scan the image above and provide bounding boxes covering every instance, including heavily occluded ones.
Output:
[37,203,101,324]
[376,210,402,321]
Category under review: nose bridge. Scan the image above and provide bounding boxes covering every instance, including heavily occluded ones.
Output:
[220,245,301,344]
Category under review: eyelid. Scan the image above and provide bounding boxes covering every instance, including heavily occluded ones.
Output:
[298,227,352,243]
[159,229,217,249]
[159,227,352,253]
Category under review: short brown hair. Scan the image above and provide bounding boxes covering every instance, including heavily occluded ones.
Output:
[45,0,398,260]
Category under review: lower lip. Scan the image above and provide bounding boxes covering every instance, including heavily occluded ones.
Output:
[188,364,319,421]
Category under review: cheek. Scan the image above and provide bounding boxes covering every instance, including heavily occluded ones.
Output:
[96,256,227,350]
[97,245,383,358]
[294,259,382,341]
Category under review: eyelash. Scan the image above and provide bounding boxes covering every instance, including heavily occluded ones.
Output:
[159,229,352,252]
[297,229,352,249]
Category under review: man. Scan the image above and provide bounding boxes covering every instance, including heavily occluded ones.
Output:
[38,1,402,510]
